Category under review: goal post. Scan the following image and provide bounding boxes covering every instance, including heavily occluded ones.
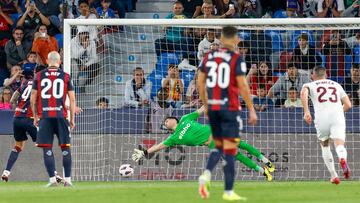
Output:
[63,18,360,181]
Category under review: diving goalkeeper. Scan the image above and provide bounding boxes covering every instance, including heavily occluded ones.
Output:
[131,106,275,181]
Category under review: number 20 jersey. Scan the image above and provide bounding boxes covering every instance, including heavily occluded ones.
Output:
[199,48,247,111]
[303,79,347,122]
[32,68,74,118]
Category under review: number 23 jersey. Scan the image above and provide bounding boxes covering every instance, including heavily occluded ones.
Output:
[199,48,247,111]
[32,68,74,118]
[303,79,347,122]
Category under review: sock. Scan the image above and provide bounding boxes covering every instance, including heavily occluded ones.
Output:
[235,152,258,171]
[49,176,57,183]
[223,149,237,191]
[256,166,264,174]
[43,148,56,178]
[64,177,72,183]
[225,190,233,195]
[5,146,22,171]
[321,145,338,178]
[258,154,270,164]
[335,145,347,161]
[206,148,223,172]
[61,147,72,179]
[239,141,262,159]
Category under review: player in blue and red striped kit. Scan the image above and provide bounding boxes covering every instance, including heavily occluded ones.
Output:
[198,26,257,201]
[1,65,63,182]
[30,51,76,187]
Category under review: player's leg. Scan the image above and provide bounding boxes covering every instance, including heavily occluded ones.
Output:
[235,152,272,181]
[199,112,222,199]
[37,118,57,187]
[2,118,28,182]
[56,118,73,186]
[238,140,275,172]
[320,139,339,184]
[330,124,350,179]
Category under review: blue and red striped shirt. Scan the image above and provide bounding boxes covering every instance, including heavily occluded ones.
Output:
[15,80,33,118]
[199,48,246,111]
[32,68,74,118]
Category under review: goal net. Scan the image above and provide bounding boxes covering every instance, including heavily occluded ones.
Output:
[64,18,360,181]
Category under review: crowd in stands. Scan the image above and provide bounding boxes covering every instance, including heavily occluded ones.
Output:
[0,0,359,115]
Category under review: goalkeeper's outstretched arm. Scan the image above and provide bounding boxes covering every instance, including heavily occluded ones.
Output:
[132,142,168,162]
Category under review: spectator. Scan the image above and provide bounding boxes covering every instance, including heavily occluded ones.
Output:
[16,1,51,40]
[253,84,273,112]
[4,26,32,70]
[0,86,12,110]
[34,0,61,34]
[317,0,345,17]
[216,0,239,18]
[182,70,202,108]
[246,61,278,96]
[238,0,261,18]
[341,0,360,17]
[150,87,173,133]
[292,33,322,71]
[302,0,319,17]
[124,67,151,108]
[3,64,23,91]
[89,0,126,19]
[343,63,360,105]
[0,5,14,48]
[196,1,220,18]
[267,63,311,106]
[248,30,272,62]
[162,64,184,108]
[96,97,109,109]
[0,0,22,14]
[322,30,351,81]
[237,40,252,70]
[59,3,74,31]
[31,24,59,65]
[77,0,98,42]
[283,86,302,108]
[24,51,37,65]
[197,29,221,61]
[154,1,186,57]
[71,28,100,92]
[286,0,300,17]
[96,0,115,19]
[179,0,202,18]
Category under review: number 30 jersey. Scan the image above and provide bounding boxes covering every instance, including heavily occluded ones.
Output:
[32,68,74,118]
[15,80,34,118]
[303,79,347,121]
[199,48,247,111]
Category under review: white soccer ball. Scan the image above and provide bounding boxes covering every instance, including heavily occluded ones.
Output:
[119,164,134,177]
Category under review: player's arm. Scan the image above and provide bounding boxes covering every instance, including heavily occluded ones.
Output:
[67,90,76,129]
[197,71,208,115]
[342,96,352,112]
[300,85,312,125]
[236,75,257,125]
[132,142,168,162]
[30,89,38,125]
[10,90,20,109]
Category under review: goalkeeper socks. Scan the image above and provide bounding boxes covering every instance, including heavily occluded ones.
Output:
[321,145,338,178]
[335,145,347,161]
[5,146,22,171]
[43,148,56,178]
[239,141,262,158]
[258,154,270,164]
[235,152,258,171]
[223,152,236,191]
[206,148,223,172]
[61,147,72,178]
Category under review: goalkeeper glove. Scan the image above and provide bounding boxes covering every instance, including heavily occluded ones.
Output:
[132,149,148,162]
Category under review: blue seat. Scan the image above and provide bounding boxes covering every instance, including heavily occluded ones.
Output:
[180,70,195,92]
[265,30,284,52]
[345,54,353,76]
[147,70,166,99]
[238,31,250,40]
[156,52,181,74]
[316,52,326,67]
[353,45,360,64]
[9,13,19,25]
[273,10,287,18]
[290,30,315,50]
[54,34,63,49]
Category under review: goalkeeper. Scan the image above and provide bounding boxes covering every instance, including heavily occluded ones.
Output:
[132,106,275,181]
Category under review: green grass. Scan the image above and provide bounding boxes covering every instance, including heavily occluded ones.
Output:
[1,181,360,203]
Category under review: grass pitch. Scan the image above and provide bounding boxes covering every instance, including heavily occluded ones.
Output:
[1,181,359,203]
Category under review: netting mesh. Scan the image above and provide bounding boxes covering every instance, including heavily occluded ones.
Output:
[66,19,360,181]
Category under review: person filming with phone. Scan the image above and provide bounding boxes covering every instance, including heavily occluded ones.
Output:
[31,24,59,65]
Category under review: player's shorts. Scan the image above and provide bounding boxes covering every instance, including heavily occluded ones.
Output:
[314,117,346,142]
[13,117,37,142]
[208,110,243,139]
[36,118,71,148]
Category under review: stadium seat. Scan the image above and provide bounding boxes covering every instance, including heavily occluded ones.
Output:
[147,70,166,99]
[273,10,288,18]
[353,45,360,64]
[345,54,353,76]
[156,52,181,74]
[238,31,250,40]
[9,13,19,27]
[265,30,284,52]
[55,34,63,49]
[317,52,326,67]
[180,70,195,92]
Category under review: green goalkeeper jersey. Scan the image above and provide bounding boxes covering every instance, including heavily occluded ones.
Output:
[163,111,211,147]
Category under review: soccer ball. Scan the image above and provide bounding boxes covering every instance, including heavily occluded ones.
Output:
[119,164,134,177]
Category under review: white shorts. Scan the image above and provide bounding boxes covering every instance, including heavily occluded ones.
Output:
[314,118,346,142]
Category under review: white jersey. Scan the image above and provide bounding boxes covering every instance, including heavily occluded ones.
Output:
[303,79,348,141]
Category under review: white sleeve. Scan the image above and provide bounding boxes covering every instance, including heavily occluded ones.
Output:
[338,83,347,99]
[337,0,345,12]
[317,0,324,12]
[124,81,139,107]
